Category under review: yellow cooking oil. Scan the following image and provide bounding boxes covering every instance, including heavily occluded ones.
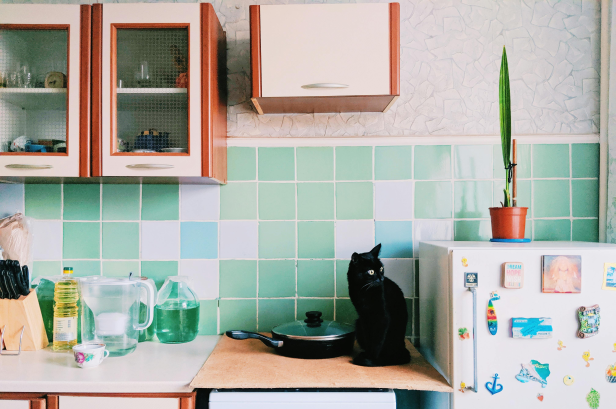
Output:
[52,267,79,351]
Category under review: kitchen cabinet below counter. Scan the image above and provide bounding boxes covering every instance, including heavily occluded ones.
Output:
[0,336,220,393]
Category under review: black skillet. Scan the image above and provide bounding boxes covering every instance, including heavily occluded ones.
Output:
[226,311,355,359]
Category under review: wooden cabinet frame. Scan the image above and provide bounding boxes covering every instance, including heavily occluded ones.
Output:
[249,3,400,115]
[46,392,196,409]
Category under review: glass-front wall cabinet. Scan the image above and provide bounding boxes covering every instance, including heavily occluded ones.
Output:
[0,5,86,177]
[114,27,189,155]
[101,4,203,177]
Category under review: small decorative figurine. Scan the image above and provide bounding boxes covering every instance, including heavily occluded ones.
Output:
[503,262,524,288]
[516,360,550,388]
[485,373,503,395]
[462,257,468,267]
[459,382,466,393]
[487,292,500,335]
[578,305,600,338]
[511,318,553,339]
[583,351,595,367]
[606,365,616,383]
[557,340,566,350]
[586,388,600,409]
[458,328,470,340]
[537,393,544,402]
[613,343,616,353]
[564,375,575,386]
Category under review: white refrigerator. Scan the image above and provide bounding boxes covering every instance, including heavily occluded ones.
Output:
[418,241,616,409]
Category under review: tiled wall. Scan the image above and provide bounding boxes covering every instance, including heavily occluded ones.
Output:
[1,0,600,137]
[0,142,599,341]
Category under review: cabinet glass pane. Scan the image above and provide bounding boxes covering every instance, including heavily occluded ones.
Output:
[0,29,68,155]
[115,28,189,154]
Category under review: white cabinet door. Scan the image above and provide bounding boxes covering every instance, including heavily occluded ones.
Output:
[59,396,179,409]
[0,5,84,177]
[0,401,29,409]
[259,4,391,98]
[100,4,202,177]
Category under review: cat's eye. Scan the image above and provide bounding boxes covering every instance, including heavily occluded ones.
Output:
[368,270,375,275]
[380,267,384,272]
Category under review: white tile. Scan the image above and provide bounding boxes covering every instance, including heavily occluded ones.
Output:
[375,181,413,220]
[32,221,62,260]
[0,184,24,219]
[382,258,414,297]
[335,220,374,259]
[219,221,258,259]
[180,259,219,299]
[180,185,220,221]
[141,221,179,260]
[413,220,453,257]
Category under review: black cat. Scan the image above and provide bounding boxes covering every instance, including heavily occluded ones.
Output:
[347,243,411,367]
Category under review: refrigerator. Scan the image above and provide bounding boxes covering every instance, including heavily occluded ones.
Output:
[418,241,616,409]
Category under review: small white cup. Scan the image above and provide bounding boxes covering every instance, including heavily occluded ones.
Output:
[72,343,109,368]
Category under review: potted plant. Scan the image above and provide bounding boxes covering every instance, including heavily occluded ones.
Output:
[489,46,528,240]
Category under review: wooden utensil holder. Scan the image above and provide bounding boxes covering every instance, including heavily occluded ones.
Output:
[0,289,49,351]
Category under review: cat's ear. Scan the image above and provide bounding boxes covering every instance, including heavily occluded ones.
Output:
[351,252,359,264]
[370,243,382,258]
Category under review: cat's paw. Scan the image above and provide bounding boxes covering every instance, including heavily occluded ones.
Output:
[353,352,378,367]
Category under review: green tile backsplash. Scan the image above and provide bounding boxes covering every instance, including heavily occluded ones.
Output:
[16,142,598,342]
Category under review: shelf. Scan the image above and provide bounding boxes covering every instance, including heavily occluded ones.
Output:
[117,88,187,94]
[0,88,67,110]
[117,90,188,111]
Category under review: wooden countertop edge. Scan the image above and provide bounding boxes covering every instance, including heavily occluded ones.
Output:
[189,336,453,392]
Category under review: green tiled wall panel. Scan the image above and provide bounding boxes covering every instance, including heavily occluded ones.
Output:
[17,143,598,340]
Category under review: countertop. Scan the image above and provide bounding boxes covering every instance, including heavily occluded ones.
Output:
[0,336,220,393]
[191,335,453,392]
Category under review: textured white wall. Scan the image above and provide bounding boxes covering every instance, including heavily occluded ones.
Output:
[2,0,601,137]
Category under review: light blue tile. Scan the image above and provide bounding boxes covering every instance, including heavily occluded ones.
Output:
[414,145,451,180]
[180,222,218,259]
[375,221,413,258]
[0,184,24,218]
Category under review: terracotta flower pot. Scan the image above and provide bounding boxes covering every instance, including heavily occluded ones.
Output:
[489,207,528,240]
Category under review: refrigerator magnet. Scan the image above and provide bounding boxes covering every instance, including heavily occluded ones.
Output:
[563,375,574,386]
[606,365,616,383]
[502,262,523,288]
[557,340,567,350]
[586,388,600,409]
[583,351,595,367]
[541,255,581,293]
[577,304,600,338]
[515,360,550,388]
[537,393,544,402]
[602,263,616,291]
[511,317,553,339]
[462,257,469,267]
[458,327,470,340]
[487,291,500,335]
[465,272,478,288]
[485,373,503,395]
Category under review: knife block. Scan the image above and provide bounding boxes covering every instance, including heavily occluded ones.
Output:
[0,289,48,351]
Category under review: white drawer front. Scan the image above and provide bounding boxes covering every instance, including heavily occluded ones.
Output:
[260,4,391,98]
[0,400,30,409]
[59,396,179,409]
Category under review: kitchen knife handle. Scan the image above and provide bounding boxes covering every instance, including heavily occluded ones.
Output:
[225,330,284,348]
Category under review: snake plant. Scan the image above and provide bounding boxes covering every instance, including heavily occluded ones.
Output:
[499,46,512,207]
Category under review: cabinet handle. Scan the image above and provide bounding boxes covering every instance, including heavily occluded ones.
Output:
[301,83,349,89]
[126,164,174,169]
[5,164,53,170]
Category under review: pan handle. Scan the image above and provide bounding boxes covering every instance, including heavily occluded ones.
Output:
[225,330,284,348]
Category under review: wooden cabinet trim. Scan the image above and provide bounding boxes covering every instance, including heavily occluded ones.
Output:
[79,5,92,177]
[249,5,261,99]
[91,3,102,177]
[389,2,400,96]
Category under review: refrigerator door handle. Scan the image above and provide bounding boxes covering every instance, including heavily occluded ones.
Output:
[467,287,478,393]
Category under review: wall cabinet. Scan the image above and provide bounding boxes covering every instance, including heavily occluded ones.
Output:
[0,5,91,178]
[250,3,399,114]
[0,3,226,183]
[93,3,226,181]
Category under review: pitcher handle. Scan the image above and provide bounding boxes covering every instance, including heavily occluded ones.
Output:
[135,280,156,331]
